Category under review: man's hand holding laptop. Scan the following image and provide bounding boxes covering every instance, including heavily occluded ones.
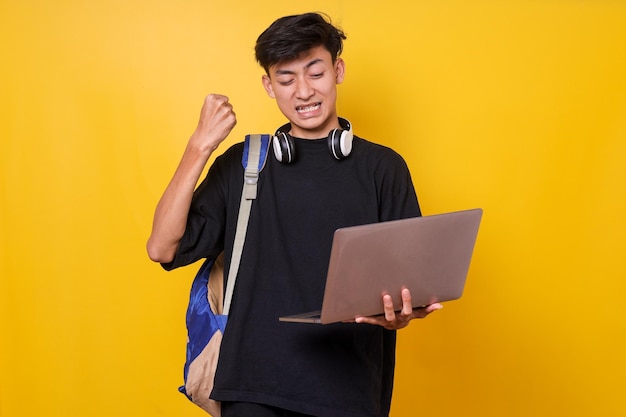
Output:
[353,287,444,330]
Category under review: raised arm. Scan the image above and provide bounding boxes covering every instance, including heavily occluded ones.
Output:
[146,94,236,263]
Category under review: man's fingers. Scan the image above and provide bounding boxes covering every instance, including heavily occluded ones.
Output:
[383,294,395,321]
[401,287,413,316]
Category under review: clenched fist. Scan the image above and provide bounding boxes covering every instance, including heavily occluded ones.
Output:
[191,94,237,153]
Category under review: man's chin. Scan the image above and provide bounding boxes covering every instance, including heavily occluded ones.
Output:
[288,115,337,139]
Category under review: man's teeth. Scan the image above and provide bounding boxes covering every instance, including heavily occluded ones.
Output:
[297,104,320,113]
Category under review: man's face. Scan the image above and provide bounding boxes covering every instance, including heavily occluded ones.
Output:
[262,45,345,139]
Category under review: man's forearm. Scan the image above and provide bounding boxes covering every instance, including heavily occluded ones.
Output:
[146,142,212,263]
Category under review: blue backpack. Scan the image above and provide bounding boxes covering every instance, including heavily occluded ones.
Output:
[178,134,271,415]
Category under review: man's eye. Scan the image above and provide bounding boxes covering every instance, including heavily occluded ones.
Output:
[278,80,294,86]
[311,73,324,78]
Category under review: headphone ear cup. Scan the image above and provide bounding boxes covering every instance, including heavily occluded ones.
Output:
[340,128,353,157]
[272,132,296,164]
[328,128,353,160]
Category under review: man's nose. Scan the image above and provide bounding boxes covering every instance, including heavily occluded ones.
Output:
[295,78,314,100]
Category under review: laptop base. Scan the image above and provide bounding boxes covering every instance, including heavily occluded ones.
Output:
[279,310,322,324]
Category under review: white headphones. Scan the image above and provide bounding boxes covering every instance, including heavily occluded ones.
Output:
[272,117,353,164]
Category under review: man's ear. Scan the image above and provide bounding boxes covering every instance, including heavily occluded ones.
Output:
[335,58,346,84]
[261,74,275,98]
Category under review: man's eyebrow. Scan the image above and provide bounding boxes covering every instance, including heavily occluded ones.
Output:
[275,58,324,75]
[304,58,324,69]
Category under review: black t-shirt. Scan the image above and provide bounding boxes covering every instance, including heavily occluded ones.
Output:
[164,135,421,417]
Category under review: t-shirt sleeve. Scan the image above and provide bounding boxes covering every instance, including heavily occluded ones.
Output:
[374,147,421,221]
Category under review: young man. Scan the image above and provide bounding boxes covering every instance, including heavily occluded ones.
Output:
[148,13,441,417]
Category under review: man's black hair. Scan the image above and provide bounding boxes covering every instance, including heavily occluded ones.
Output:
[255,12,347,74]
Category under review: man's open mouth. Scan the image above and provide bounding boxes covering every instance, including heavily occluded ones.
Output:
[296,103,321,113]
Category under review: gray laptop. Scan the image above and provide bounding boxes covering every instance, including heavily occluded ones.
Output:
[279,208,483,324]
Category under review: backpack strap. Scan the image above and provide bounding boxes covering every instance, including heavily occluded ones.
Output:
[223,134,271,315]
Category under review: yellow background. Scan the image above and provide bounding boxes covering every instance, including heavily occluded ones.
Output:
[1,1,625,416]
